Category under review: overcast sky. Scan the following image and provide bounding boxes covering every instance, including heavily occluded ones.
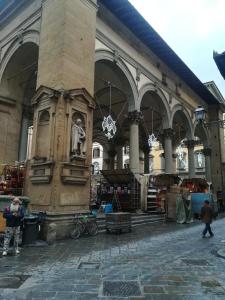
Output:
[129,0,225,98]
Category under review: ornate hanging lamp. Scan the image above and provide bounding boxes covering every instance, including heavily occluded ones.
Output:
[102,82,117,140]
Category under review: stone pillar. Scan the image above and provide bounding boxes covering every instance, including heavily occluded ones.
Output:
[163,128,174,174]
[108,149,116,170]
[143,146,150,174]
[116,145,123,169]
[128,111,142,174]
[19,118,29,162]
[37,0,98,93]
[25,0,98,225]
[185,140,196,178]
[19,105,33,162]
[203,148,212,182]
[103,150,110,170]
[172,153,177,174]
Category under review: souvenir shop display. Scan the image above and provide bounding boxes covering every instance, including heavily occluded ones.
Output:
[0,164,26,196]
[99,169,140,212]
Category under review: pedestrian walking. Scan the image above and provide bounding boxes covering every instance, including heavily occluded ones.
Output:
[2,197,24,256]
[201,200,214,238]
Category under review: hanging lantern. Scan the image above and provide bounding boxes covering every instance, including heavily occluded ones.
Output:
[177,144,184,161]
[147,110,158,148]
[102,115,117,140]
[101,82,117,140]
[148,133,157,148]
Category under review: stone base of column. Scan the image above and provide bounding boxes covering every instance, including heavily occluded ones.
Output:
[36,210,90,241]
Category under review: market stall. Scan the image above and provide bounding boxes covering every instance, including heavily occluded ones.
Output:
[98,169,140,212]
[0,164,26,196]
[181,178,218,217]
[147,174,181,217]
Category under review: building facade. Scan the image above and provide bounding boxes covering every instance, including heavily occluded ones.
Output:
[0,0,225,236]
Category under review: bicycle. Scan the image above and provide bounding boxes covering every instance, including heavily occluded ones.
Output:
[70,214,98,239]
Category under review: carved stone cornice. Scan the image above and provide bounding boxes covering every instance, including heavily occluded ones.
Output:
[0,95,16,106]
[202,148,212,157]
[128,110,143,123]
[31,86,95,109]
[184,139,196,149]
[31,86,60,106]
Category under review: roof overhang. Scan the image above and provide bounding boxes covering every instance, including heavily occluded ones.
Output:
[100,0,220,106]
[214,51,225,80]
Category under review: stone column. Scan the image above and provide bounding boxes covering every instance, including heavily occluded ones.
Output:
[116,145,123,169]
[172,153,177,174]
[25,0,98,217]
[203,148,212,182]
[163,128,174,174]
[185,140,196,178]
[108,149,116,170]
[103,150,110,170]
[143,145,150,174]
[37,0,98,93]
[19,105,33,162]
[128,111,142,174]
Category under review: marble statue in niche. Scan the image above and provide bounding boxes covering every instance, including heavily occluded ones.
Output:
[71,118,86,157]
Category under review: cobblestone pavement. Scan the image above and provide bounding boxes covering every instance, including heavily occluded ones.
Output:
[1,218,225,300]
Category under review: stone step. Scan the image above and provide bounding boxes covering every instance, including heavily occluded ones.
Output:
[96,213,166,233]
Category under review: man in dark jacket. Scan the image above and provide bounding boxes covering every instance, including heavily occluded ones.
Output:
[201,200,214,238]
[2,197,24,256]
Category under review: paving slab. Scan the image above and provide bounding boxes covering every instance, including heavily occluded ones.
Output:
[0,218,225,299]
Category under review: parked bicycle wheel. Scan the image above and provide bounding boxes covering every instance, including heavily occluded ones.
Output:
[70,224,81,239]
[87,221,98,236]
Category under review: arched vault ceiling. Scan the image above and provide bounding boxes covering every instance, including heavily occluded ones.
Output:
[94,60,134,146]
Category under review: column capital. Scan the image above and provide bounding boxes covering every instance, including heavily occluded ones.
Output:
[128,110,143,123]
[184,139,196,149]
[163,128,175,139]
[202,148,212,156]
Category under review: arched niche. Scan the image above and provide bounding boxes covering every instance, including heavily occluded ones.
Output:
[0,41,38,163]
[36,110,50,159]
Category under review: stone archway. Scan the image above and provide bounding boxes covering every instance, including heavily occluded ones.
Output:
[138,83,170,173]
[94,51,138,173]
[0,41,39,163]
[171,105,194,177]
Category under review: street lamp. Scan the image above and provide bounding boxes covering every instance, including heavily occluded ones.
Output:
[194,105,225,128]
[194,106,206,123]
